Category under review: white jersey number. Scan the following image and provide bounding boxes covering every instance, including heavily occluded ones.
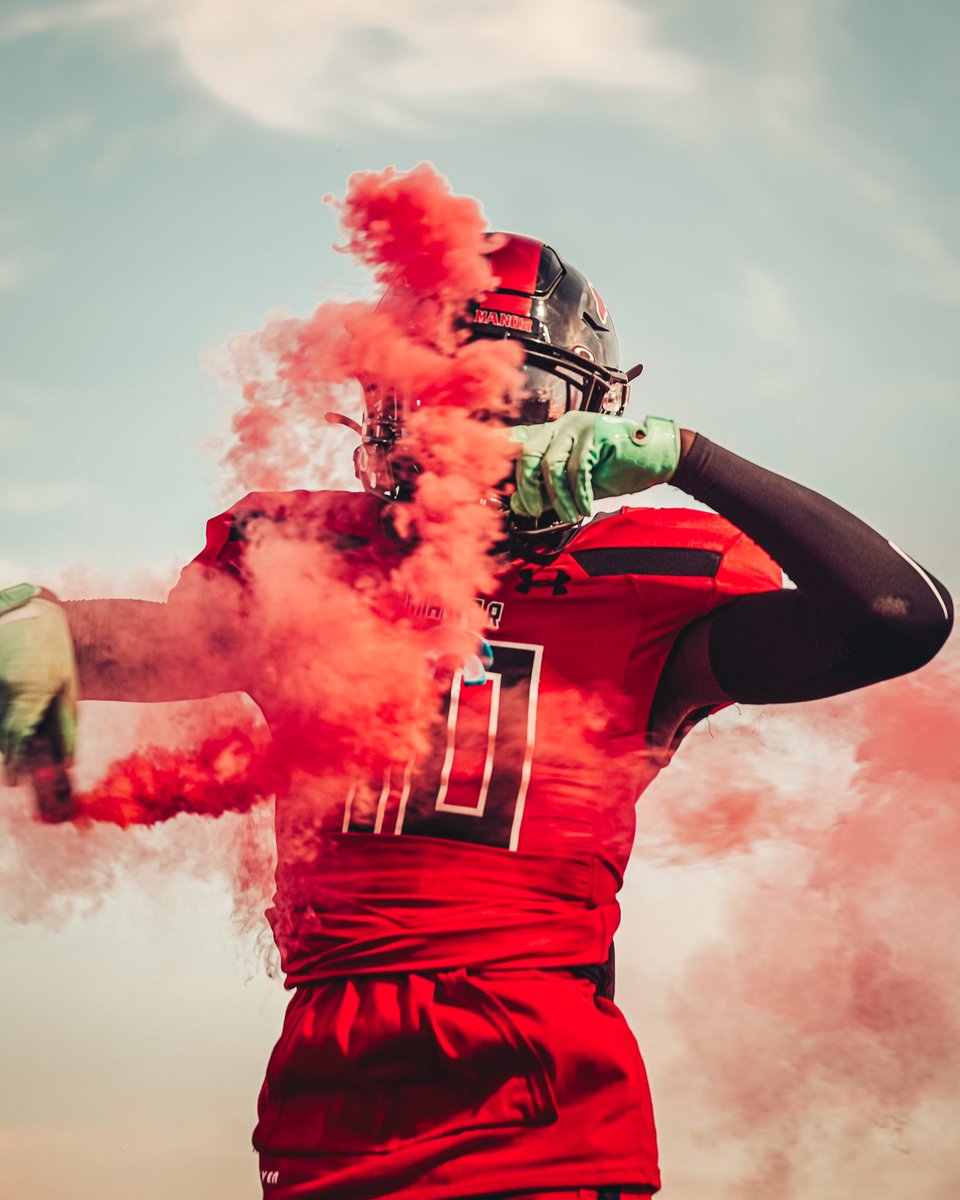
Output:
[342,641,543,851]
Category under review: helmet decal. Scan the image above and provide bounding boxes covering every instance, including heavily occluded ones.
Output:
[473,308,535,334]
[588,283,609,326]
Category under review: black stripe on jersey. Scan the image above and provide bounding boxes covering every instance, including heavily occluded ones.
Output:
[571,547,722,578]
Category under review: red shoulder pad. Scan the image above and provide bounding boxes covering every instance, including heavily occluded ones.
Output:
[576,506,781,598]
[169,489,380,599]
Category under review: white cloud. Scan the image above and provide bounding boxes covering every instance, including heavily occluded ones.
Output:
[0,0,155,42]
[160,0,701,132]
[1,0,702,132]
[0,555,30,580]
[188,0,699,130]
[804,134,960,306]
[4,0,955,306]
[0,408,26,444]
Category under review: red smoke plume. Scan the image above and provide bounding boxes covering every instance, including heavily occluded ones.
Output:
[3,164,522,929]
[78,164,521,815]
[633,643,960,1197]
[76,728,269,828]
[0,166,506,947]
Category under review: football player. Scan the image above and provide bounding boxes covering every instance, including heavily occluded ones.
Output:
[0,234,952,1200]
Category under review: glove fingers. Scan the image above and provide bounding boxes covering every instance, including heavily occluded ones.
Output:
[542,432,583,524]
[510,412,677,522]
[590,415,681,500]
[0,690,52,776]
[565,423,598,518]
[57,678,78,761]
[513,451,547,519]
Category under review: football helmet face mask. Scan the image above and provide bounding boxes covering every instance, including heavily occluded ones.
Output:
[345,233,638,514]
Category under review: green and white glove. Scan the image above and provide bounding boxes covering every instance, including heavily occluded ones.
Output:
[0,583,78,784]
[511,411,681,524]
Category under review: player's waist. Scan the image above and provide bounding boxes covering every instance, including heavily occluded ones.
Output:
[276,832,618,902]
[269,836,621,984]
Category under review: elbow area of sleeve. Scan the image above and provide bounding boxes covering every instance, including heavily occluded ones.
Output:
[850,582,955,678]
[707,586,954,706]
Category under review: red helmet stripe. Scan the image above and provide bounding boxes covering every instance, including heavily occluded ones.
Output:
[589,284,609,326]
[489,233,542,295]
[476,291,532,318]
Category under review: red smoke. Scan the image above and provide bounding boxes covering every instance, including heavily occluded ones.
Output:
[4,164,522,925]
[203,165,522,793]
[634,642,960,1197]
[75,727,269,828]
[202,168,522,803]
[220,163,520,498]
[0,693,276,930]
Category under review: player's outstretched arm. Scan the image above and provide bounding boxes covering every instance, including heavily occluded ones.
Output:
[62,592,249,703]
[659,431,953,716]
[1,581,248,777]
[2,580,248,814]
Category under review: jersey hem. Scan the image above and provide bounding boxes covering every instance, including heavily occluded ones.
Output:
[256,1155,660,1200]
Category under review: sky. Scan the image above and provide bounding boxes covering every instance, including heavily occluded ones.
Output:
[1,2,958,1199]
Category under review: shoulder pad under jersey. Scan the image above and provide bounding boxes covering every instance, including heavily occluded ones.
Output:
[170,489,382,596]
[561,505,782,600]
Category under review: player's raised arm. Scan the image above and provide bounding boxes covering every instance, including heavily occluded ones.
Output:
[659,431,953,708]
[511,414,953,723]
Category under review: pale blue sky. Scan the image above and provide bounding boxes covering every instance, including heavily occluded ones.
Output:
[1,3,958,1199]
[2,0,958,584]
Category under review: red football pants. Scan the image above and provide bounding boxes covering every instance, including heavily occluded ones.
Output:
[255,969,660,1199]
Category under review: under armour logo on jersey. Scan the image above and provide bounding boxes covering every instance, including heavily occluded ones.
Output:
[515,568,570,596]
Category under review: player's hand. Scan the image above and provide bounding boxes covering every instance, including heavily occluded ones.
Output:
[510,412,681,524]
[0,584,78,784]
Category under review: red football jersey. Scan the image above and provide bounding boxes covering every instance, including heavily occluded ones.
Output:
[177,492,781,1198]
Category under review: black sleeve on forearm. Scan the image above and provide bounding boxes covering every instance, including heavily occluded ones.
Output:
[670,435,954,703]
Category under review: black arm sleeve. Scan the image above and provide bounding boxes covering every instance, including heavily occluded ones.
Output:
[669,435,953,703]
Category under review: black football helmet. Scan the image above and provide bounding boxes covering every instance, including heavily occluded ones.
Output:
[469,232,635,425]
[337,233,638,507]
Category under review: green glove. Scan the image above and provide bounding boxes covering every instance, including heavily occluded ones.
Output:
[0,583,78,784]
[511,412,681,524]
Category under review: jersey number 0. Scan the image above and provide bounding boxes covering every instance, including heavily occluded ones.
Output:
[342,641,543,851]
